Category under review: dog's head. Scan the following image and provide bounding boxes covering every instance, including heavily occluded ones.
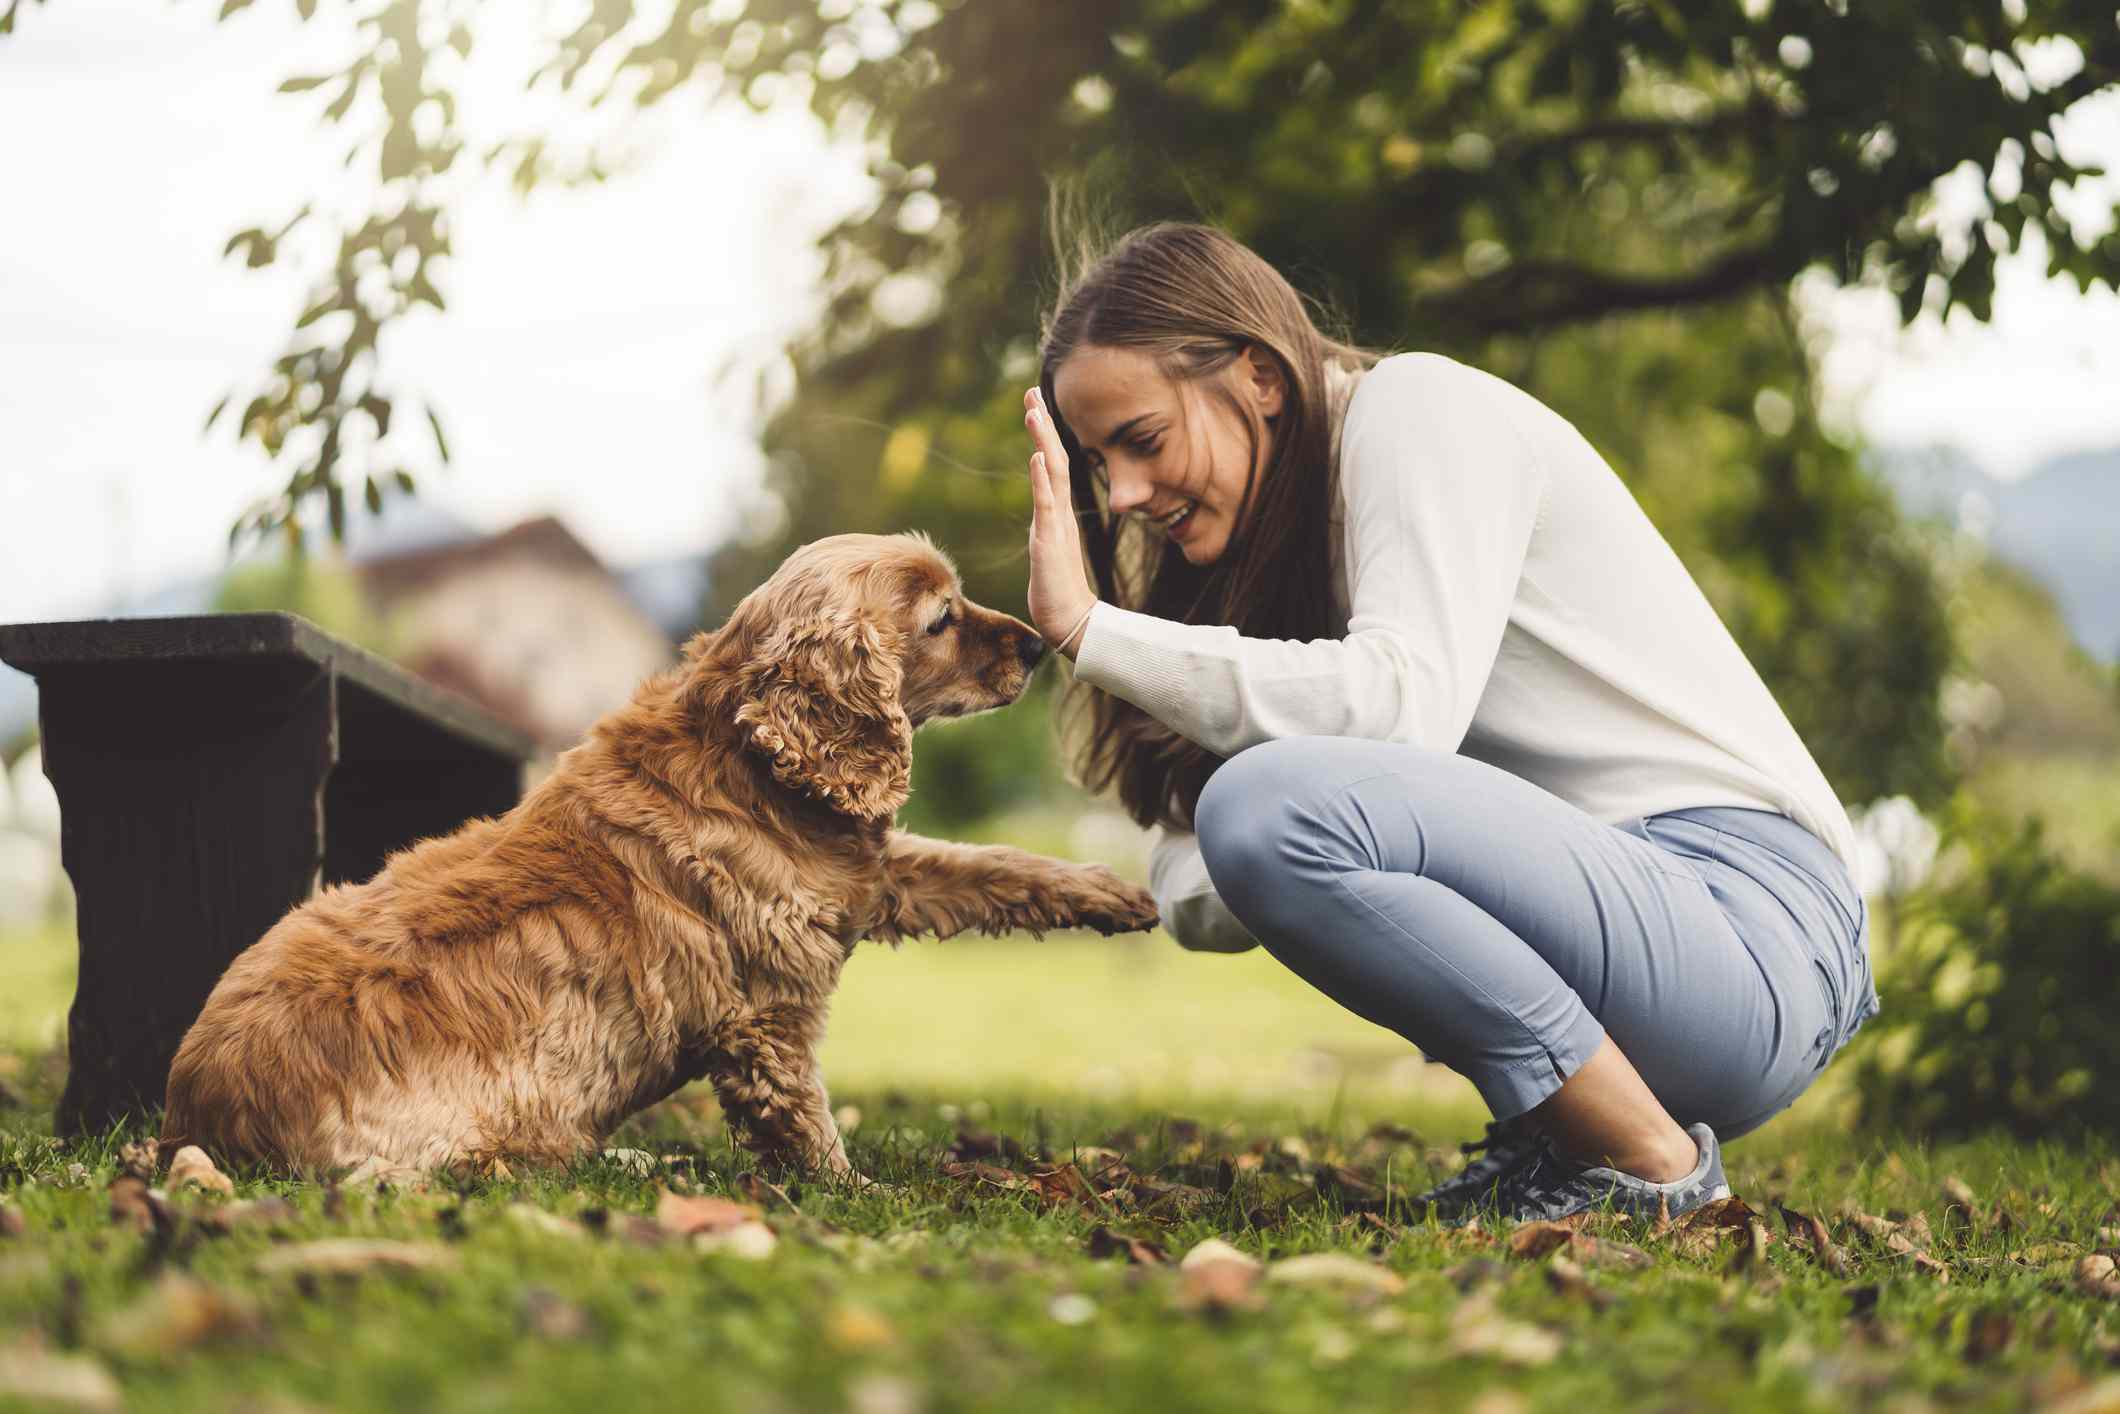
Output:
[699,533,1045,821]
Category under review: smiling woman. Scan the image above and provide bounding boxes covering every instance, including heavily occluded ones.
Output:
[1011,220,1881,1227]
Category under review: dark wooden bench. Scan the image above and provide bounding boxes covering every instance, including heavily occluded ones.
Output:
[0,613,534,1135]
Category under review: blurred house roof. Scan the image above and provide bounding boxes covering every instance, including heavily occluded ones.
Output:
[1,500,712,757]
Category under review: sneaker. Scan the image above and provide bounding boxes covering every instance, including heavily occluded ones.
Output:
[1413,1114,1543,1215]
[1452,1121,1731,1225]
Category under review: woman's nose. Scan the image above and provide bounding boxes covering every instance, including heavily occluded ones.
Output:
[1105,463,1152,514]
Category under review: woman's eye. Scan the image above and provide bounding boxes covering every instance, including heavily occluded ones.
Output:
[1131,436,1161,456]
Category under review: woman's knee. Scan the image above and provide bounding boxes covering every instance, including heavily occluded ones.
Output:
[1195,739,1324,917]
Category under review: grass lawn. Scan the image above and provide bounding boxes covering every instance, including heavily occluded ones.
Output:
[1,925,2116,1412]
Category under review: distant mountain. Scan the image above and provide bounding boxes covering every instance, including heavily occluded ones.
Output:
[1874,445,2120,663]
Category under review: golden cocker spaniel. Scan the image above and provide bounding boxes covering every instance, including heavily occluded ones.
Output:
[162,533,1157,1179]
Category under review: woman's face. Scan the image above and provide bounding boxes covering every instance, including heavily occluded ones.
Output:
[1051,343,1283,566]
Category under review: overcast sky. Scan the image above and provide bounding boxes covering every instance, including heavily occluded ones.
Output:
[3,2,2117,628]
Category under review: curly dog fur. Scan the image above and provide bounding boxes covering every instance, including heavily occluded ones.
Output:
[161,533,1157,1178]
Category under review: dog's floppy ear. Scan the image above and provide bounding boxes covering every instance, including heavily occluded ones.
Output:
[732,612,911,820]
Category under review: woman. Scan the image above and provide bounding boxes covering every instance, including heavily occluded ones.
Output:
[1018,222,1880,1222]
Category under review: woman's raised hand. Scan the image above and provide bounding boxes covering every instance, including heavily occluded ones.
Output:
[1023,386,1097,657]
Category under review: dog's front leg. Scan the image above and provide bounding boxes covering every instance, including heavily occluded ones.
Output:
[869,831,1158,941]
[704,1007,854,1180]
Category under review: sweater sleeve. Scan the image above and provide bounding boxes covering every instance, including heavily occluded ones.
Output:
[1071,354,1548,758]
[1147,827,1259,954]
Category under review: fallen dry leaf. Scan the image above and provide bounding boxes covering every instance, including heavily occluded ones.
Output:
[826,1303,897,1352]
[0,1202,23,1239]
[116,1139,159,1183]
[1661,1195,1770,1262]
[601,1148,659,1178]
[503,1204,587,1241]
[1776,1204,1853,1278]
[733,1173,797,1211]
[0,1348,123,1412]
[106,1176,172,1236]
[1505,1220,1583,1262]
[1448,1291,1563,1367]
[654,1190,762,1238]
[1880,1230,1951,1282]
[1543,1254,1613,1310]
[693,1221,778,1260]
[1180,1238,1260,1272]
[95,1273,264,1357]
[1176,1237,1264,1313]
[2077,1254,2120,1300]
[1940,1175,1978,1231]
[1264,1252,1406,1295]
[1086,1225,1166,1265]
[167,1145,234,1197]
[521,1287,591,1341]
[254,1239,456,1278]
[1963,1307,2013,1365]
[1178,1258,1264,1313]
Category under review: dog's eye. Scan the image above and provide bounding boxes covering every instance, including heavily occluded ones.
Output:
[927,611,953,636]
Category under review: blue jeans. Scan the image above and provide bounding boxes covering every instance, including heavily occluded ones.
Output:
[1195,737,1880,1139]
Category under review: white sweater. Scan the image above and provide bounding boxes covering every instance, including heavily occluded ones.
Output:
[1072,352,1860,954]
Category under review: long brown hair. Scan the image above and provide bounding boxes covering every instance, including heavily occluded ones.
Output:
[1039,220,1380,831]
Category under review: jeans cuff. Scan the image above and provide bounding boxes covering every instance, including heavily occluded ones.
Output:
[1472,1008,1607,1122]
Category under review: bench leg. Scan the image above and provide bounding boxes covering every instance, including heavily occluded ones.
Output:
[36,664,336,1136]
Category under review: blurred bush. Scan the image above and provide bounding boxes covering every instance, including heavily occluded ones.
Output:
[1851,804,2120,1139]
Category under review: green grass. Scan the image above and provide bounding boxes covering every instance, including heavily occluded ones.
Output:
[2,925,2117,1411]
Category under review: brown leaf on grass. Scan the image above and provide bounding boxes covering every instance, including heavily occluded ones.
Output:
[116,1139,159,1183]
[1265,1252,1407,1295]
[654,1190,762,1238]
[0,1349,123,1413]
[167,1145,234,1197]
[1840,1209,1901,1243]
[1727,1218,1774,1275]
[95,1273,264,1357]
[1023,1163,1101,1211]
[1129,1179,1218,1217]
[503,1204,587,1241]
[521,1287,592,1342]
[1663,1196,1771,1262]
[733,1173,798,1212]
[106,1176,173,1236]
[0,1201,24,1239]
[947,1127,1026,1165]
[1505,1219,1584,1261]
[1177,1258,1264,1313]
[1543,1254,1613,1310]
[1940,1175,1978,1233]
[1176,1238,1264,1313]
[2076,1254,2120,1300]
[1446,1258,1505,1292]
[826,1303,898,1352]
[1776,1203,1853,1278]
[1448,1291,1563,1366]
[1316,1165,1385,1209]
[253,1239,455,1278]
[1903,1211,1935,1248]
[1085,1225,1166,1265]
[1963,1308,2014,1365]
[938,1160,1024,1190]
[1881,1230,1951,1282]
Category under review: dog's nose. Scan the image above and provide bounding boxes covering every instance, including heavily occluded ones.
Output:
[1018,632,1047,670]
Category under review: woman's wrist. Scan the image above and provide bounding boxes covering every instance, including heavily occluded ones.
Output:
[1051,598,1098,660]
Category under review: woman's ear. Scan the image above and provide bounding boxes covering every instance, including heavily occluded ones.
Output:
[732,613,911,820]
[1243,343,1286,422]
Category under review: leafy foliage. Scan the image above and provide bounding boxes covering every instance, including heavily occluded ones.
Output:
[1852,804,2120,1138]
[13,2,2117,805]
